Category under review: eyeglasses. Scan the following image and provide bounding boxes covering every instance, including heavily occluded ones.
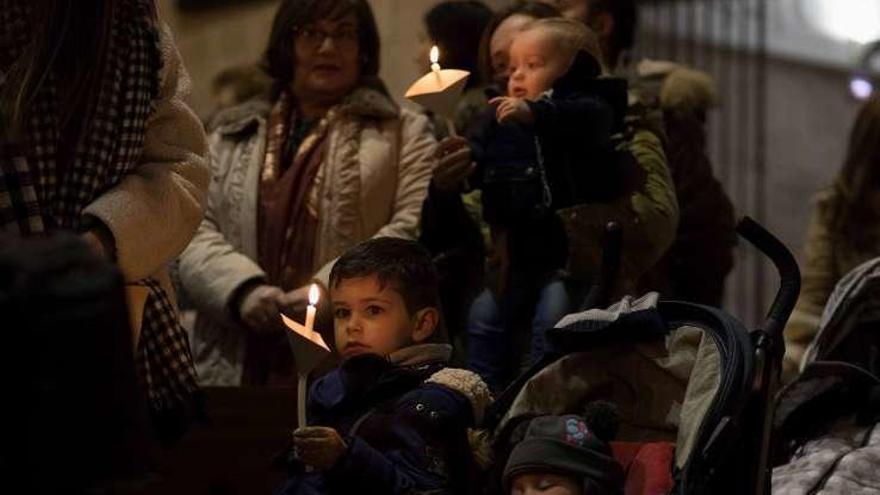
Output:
[295,26,359,50]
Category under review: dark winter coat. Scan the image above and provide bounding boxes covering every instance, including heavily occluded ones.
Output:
[276,348,490,495]
[470,51,629,227]
[631,62,736,306]
[468,52,629,272]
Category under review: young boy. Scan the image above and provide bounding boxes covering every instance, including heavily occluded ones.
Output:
[466,18,630,391]
[503,413,624,495]
[276,237,491,495]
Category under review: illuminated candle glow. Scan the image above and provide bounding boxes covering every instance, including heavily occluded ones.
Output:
[305,284,319,333]
[430,45,442,83]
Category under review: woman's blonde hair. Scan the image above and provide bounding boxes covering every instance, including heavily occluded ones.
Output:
[830,94,880,250]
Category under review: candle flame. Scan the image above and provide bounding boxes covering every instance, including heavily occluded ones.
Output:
[309,284,320,305]
[430,45,439,65]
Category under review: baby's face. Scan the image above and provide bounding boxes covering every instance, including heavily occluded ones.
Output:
[511,473,583,495]
[507,29,571,100]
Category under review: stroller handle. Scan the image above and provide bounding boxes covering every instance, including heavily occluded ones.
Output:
[736,216,801,495]
[735,216,801,339]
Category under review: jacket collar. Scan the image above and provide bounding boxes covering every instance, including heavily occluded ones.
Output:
[210,81,399,137]
[389,344,453,367]
[552,49,602,97]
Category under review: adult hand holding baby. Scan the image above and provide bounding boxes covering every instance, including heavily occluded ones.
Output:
[433,136,476,193]
[490,96,534,125]
[293,426,348,470]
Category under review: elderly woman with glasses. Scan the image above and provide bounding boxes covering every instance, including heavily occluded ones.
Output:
[178,0,437,386]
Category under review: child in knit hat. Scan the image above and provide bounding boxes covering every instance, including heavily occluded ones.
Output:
[503,403,624,495]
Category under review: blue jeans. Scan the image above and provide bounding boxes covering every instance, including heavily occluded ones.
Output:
[466,275,572,392]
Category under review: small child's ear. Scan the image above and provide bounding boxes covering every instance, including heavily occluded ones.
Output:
[411,307,440,343]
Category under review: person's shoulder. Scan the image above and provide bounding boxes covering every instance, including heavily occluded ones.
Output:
[397,367,491,426]
[207,98,272,136]
[308,367,348,411]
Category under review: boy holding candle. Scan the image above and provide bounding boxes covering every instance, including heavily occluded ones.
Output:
[456,18,632,391]
[276,237,491,495]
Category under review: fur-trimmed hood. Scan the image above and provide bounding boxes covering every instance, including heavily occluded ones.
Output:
[427,367,492,425]
[634,59,717,116]
[208,83,400,137]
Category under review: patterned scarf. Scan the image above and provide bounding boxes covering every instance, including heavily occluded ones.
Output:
[0,0,199,426]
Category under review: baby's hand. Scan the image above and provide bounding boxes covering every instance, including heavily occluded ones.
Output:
[293,426,348,470]
[490,97,534,125]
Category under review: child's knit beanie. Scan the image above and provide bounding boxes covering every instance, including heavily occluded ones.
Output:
[502,403,624,495]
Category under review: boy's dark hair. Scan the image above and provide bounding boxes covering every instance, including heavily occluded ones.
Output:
[425,1,494,89]
[589,0,637,67]
[330,237,440,316]
[263,0,381,99]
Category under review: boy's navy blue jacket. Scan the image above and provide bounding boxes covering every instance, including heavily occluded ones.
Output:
[276,348,489,495]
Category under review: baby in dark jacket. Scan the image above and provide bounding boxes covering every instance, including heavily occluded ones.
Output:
[276,237,491,495]
[465,18,630,391]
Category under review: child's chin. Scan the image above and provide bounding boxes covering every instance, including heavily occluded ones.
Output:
[340,347,374,360]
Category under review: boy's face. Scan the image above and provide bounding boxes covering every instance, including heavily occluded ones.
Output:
[511,473,583,495]
[508,29,571,100]
[331,275,437,360]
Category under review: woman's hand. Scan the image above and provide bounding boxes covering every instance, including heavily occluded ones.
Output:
[293,426,348,470]
[238,284,285,332]
[279,285,312,317]
[433,136,476,193]
[490,97,534,125]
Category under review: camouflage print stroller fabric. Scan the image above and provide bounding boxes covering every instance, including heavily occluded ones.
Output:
[498,293,722,470]
[773,258,880,494]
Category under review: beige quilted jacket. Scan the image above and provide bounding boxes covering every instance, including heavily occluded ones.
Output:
[177,87,437,385]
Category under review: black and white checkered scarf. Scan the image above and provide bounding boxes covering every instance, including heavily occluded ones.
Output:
[0,0,199,426]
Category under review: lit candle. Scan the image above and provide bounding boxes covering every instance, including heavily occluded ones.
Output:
[305,284,319,333]
[406,46,470,138]
[430,45,442,84]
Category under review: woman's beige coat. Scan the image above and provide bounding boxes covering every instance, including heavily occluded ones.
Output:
[178,87,437,385]
[83,26,209,341]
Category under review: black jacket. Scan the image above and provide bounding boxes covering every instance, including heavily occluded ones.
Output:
[470,51,629,227]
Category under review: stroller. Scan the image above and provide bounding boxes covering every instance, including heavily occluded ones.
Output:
[772,257,880,493]
[481,217,800,495]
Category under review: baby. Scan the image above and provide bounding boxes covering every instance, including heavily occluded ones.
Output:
[464,18,630,391]
[276,237,491,495]
[503,407,624,495]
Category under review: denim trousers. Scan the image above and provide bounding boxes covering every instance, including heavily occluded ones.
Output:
[466,271,572,392]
